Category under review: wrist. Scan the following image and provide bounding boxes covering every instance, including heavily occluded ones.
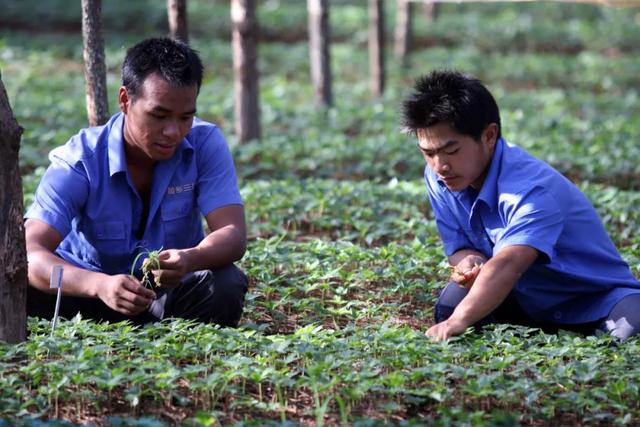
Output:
[448,308,474,329]
[89,272,110,299]
[180,247,200,273]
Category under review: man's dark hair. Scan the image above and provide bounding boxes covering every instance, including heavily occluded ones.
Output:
[401,70,501,140]
[122,37,204,98]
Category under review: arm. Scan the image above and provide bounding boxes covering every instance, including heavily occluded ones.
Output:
[150,204,247,287]
[426,244,539,340]
[26,218,155,315]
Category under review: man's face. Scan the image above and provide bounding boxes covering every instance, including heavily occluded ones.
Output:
[416,122,497,192]
[119,73,197,163]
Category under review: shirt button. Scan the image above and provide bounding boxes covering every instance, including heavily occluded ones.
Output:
[553,311,562,320]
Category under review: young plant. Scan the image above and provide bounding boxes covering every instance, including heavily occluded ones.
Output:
[131,247,163,289]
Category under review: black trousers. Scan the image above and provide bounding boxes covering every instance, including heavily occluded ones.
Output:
[434,282,640,341]
[27,264,248,327]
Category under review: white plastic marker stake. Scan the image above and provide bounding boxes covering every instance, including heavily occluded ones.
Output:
[50,265,64,333]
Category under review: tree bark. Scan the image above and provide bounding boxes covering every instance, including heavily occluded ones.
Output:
[231,0,261,143]
[394,0,413,66]
[368,0,385,96]
[422,1,439,24]
[167,0,189,43]
[81,0,109,126]
[0,71,27,344]
[307,0,332,108]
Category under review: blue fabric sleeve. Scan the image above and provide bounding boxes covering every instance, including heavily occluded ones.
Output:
[493,188,564,262]
[195,127,243,216]
[425,171,475,257]
[24,151,89,239]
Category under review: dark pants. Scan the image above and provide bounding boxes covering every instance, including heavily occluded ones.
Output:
[434,282,640,341]
[27,265,248,327]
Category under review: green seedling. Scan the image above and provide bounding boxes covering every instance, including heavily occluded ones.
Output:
[130,247,163,289]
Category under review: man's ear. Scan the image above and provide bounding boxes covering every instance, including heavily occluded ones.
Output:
[482,123,499,149]
[118,86,130,114]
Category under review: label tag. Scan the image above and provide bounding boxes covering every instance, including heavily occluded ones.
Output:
[50,265,64,333]
[50,265,64,289]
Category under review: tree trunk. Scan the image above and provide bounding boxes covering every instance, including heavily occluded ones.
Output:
[0,71,27,344]
[307,0,332,108]
[368,0,385,96]
[394,0,413,66]
[81,0,109,126]
[231,0,261,143]
[422,1,439,24]
[167,0,189,43]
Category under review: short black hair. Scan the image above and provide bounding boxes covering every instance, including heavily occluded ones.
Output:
[122,37,204,99]
[401,70,501,140]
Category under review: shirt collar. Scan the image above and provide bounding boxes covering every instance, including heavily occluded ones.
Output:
[107,112,194,177]
[107,113,126,177]
[475,137,504,212]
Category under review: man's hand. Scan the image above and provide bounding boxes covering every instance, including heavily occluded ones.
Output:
[450,254,486,288]
[426,317,470,341]
[97,274,156,315]
[146,249,191,289]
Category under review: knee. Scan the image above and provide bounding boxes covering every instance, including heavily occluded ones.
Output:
[434,282,468,323]
[209,265,248,327]
[212,265,248,300]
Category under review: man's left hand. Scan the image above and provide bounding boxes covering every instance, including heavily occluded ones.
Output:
[147,249,191,288]
[426,317,470,341]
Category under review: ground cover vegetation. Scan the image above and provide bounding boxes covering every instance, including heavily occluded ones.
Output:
[1,0,640,425]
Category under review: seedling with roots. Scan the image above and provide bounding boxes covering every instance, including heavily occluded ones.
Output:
[131,247,163,289]
[450,261,484,287]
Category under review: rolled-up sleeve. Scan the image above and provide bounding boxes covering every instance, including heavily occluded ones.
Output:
[195,127,243,216]
[24,152,89,239]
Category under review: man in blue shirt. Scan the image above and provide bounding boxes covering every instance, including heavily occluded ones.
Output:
[25,37,248,326]
[401,70,640,341]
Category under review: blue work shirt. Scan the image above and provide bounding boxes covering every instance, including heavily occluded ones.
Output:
[26,112,243,276]
[425,138,640,324]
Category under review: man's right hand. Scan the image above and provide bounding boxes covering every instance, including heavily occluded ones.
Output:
[450,254,487,288]
[97,275,156,316]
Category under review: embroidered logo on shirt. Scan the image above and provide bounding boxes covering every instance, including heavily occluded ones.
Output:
[167,183,195,195]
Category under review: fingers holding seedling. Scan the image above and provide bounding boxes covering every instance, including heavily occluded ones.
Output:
[449,261,484,288]
[131,247,163,289]
[131,247,188,289]
[99,274,155,315]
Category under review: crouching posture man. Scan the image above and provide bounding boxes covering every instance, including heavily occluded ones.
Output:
[401,70,640,341]
[25,37,248,326]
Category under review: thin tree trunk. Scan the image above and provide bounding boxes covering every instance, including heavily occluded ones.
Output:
[167,0,189,43]
[394,0,413,65]
[422,1,439,23]
[0,71,27,344]
[231,0,260,143]
[307,0,332,107]
[368,0,385,96]
[81,0,109,126]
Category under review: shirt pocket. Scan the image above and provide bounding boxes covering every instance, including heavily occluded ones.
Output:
[161,196,197,248]
[92,221,127,255]
[161,197,193,221]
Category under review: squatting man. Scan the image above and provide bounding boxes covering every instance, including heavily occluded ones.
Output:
[401,70,640,341]
[25,37,248,326]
